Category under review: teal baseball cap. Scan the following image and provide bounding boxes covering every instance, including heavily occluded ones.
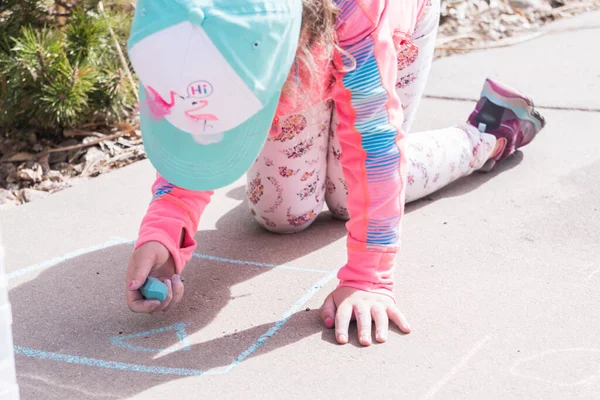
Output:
[127,0,302,190]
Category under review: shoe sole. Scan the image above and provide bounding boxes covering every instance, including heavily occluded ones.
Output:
[481,80,546,133]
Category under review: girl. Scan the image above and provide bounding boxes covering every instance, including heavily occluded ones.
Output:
[125,0,545,346]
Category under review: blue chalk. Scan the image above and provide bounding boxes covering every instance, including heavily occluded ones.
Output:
[140,277,168,302]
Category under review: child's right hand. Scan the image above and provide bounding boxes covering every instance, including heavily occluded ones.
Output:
[126,241,184,314]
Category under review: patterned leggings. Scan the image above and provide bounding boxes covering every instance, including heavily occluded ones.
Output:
[246,0,497,233]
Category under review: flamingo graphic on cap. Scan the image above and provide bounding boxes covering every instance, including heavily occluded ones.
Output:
[141,85,223,144]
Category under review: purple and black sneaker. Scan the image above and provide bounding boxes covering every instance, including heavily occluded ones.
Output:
[468,78,546,171]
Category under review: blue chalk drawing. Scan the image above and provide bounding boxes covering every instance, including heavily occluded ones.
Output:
[5,235,327,280]
[8,238,337,376]
[13,346,206,376]
[192,252,330,274]
[111,323,191,353]
[7,237,131,281]
[227,271,336,370]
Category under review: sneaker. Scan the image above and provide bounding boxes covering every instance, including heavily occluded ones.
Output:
[467,78,546,171]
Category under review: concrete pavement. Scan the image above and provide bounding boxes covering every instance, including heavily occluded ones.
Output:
[1,13,599,400]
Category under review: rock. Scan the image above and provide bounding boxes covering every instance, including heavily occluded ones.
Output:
[0,188,18,206]
[51,162,70,172]
[48,151,68,165]
[27,132,37,146]
[37,153,50,174]
[549,0,565,7]
[46,170,64,182]
[21,188,49,203]
[72,163,83,174]
[82,147,107,176]
[17,162,43,183]
[24,160,37,169]
[36,180,65,192]
[48,139,78,165]
[0,163,17,185]
[84,147,106,165]
[509,0,541,10]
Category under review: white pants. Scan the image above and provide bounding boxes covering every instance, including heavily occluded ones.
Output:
[247,0,497,233]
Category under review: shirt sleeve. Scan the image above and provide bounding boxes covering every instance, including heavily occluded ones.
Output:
[135,173,213,274]
[330,0,407,299]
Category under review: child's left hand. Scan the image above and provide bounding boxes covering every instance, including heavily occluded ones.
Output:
[320,287,411,346]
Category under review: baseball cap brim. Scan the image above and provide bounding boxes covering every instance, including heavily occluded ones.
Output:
[128,1,302,191]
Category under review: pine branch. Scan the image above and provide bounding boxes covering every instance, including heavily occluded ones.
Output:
[97,1,138,102]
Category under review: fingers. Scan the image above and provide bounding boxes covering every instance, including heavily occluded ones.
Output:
[335,302,353,344]
[126,288,161,313]
[126,243,178,314]
[163,275,184,312]
[387,305,411,334]
[372,304,389,343]
[151,279,174,314]
[126,245,161,291]
[320,294,336,329]
[355,304,372,346]
[322,287,410,345]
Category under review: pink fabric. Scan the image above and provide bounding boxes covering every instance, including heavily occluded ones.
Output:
[273,0,427,126]
[135,174,212,273]
[329,0,409,299]
[137,0,427,298]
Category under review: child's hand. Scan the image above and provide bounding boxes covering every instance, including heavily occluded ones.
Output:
[125,241,184,314]
[320,287,411,346]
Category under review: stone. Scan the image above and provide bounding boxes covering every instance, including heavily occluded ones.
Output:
[48,151,68,165]
[509,0,541,10]
[0,188,17,206]
[0,163,17,185]
[21,188,49,203]
[36,180,65,192]
[84,147,107,166]
[27,132,37,146]
[17,163,43,183]
[51,162,70,172]
[46,170,64,182]
[48,139,78,165]
[72,163,83,174]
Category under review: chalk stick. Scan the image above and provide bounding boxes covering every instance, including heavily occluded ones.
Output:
[139,277,168,302]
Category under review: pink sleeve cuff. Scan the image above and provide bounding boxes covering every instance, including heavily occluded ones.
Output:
[135,196,199,274]
[337,236,399,301]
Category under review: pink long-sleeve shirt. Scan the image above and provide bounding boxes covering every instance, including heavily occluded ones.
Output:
[136,0,428,299]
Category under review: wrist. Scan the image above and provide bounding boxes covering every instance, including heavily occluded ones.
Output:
[338,236,399,296]
[336,282,396,302]
[137,199,199,274]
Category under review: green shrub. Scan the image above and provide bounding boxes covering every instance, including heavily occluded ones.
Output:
[0,1,136,136]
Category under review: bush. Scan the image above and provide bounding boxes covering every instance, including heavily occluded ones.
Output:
[0,1,136,136]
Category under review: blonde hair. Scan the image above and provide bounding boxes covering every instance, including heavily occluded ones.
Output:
[298,0,339,61]
[281,0,340,104]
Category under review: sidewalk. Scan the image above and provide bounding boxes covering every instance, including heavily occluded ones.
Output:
[1,13,599,400]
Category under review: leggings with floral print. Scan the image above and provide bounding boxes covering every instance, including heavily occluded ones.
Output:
[246,0,497,233]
